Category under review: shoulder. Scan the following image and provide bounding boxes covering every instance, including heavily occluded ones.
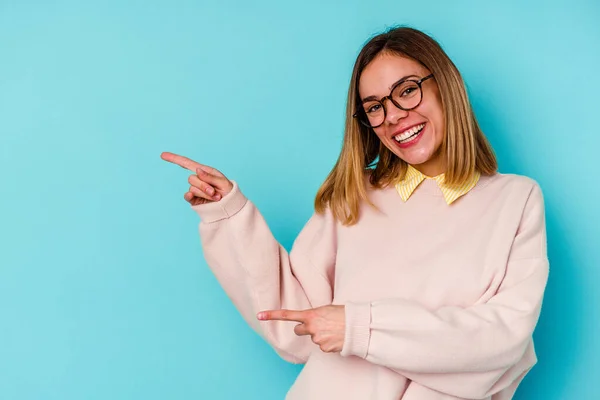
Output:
[478,172,542,197]
[476,173,545,216]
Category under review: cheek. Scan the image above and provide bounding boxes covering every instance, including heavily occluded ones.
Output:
[422,102,444,139]
[372,128,388,142]
[436,114,446,143]
[433,112,445,138]
[431,98,445,134]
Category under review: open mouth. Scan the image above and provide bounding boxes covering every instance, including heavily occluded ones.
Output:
[394,123,425,144]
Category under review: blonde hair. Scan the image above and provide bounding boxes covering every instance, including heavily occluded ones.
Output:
[315,26,497,225]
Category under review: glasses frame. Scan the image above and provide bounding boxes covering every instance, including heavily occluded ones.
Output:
[353,74,434,128]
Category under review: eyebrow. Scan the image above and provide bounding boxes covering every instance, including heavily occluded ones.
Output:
[360,74,420,102]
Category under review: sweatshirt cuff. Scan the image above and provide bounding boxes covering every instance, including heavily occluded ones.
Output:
[340,301,371,359]
[191,181,248,223]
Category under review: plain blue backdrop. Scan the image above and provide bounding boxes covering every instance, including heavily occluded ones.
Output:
[1,0,599,399]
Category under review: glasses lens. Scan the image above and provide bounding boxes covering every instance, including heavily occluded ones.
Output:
[392,81,422,110]
[359,101,385,127]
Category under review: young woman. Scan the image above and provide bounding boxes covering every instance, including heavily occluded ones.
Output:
[162,26,548,400]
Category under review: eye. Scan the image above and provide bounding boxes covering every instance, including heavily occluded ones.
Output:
[394,81,419,99]
[401,87,417,97]
[365,103,382,114]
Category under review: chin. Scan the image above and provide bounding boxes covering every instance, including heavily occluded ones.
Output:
[389,146,433,166]
[402,153,434,165]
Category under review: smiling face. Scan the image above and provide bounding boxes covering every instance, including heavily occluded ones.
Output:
[358,52,446,177]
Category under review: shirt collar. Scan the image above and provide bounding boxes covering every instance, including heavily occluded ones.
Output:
[395,165,480,205]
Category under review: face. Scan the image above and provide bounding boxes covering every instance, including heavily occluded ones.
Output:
[358,53,445,176]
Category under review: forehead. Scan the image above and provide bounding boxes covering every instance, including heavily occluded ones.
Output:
[358,53,427,98]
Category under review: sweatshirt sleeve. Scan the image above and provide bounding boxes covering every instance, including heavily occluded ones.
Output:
[192,181,337,364]
[340,183,549,399]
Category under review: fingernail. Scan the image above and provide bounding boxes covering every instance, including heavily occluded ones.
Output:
[257,312,265,320]
[214,194,221,201]
[207,187,214,195]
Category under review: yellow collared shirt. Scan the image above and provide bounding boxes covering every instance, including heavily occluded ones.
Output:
[395,165,481,205]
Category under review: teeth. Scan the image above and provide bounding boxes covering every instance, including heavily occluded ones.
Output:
[394,124,425,143]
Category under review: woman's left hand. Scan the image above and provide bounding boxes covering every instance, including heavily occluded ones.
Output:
[257,305,346,353]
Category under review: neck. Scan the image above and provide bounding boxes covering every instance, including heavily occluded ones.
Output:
[409,148,446,177]
[411,160,445,178]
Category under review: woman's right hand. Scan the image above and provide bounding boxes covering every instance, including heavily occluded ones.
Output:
[161,152,234,206]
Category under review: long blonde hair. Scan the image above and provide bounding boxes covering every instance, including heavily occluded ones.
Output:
[315,26,497,225]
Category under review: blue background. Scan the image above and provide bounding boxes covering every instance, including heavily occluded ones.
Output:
[1,1,599,399]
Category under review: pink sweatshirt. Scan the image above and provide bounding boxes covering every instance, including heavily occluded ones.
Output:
[192,172,549,400]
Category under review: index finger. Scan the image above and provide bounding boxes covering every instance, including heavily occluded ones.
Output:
[257,309,308,323]
[161,152,204,172]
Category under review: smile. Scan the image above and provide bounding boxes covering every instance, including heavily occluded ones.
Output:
[394,123,425,143]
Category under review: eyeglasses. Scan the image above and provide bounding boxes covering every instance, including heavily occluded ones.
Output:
[353,74,434,128]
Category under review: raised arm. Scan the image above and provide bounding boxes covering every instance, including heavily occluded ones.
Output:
[162,152,337,363]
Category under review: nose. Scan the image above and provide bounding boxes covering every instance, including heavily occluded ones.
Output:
[384,99,409,125]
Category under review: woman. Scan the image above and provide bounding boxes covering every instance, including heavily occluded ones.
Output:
[161,26,548,400]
